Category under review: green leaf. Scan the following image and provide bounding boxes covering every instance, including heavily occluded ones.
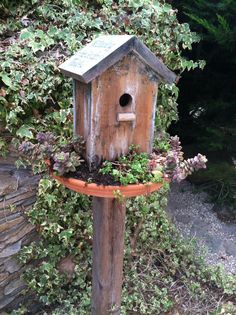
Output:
[59,229,73,240]
[30,42,44,53]
[20,30,33,41]
[38,179,53,195]
[44,194,57,207]
[41,262,52,273]
[48,26,59,37]
[1,74,12,87]
[16,125,34,139]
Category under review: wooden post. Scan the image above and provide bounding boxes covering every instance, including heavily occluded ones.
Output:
[92,197,126,315]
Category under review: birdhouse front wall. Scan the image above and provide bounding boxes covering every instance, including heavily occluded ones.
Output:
[74,53,158,167]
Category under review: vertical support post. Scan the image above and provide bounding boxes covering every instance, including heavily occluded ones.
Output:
[92,197,126,315]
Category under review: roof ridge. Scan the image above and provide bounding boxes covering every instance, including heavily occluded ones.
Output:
[59,35,176,84]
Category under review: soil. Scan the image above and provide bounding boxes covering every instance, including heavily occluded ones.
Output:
[65,163,121,186]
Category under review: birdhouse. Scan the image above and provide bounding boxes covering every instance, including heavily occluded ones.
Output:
[59,35,176,167]
[58,35,177,315]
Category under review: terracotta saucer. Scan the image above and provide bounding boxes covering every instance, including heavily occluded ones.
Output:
[51,173,166,198]
[46,160,168,198]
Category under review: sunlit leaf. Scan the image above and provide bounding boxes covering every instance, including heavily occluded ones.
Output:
[1,74,12,87]
[16,125,34,139]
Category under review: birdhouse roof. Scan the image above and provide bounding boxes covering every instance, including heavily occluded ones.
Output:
[59,35,176,84]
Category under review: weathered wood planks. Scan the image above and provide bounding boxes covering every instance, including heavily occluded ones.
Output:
[92,198,126,315]
[74,53,158,167]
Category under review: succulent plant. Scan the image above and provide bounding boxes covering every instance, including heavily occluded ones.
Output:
[53,151,83,176]
[166,136,207,182]
[19,132,84,175]
[19,132,207,183]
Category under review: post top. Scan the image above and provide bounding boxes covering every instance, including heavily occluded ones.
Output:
[59,35,176,84]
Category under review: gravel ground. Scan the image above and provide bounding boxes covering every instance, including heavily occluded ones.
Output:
[167,181,236,274]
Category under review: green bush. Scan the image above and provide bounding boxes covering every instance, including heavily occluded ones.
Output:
[0,0,203,139]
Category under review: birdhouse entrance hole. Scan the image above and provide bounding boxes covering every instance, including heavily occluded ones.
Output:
[119,93,132,107]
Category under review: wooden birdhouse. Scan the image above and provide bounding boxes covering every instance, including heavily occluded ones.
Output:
[59,35,176,168]
[58,35,176,315]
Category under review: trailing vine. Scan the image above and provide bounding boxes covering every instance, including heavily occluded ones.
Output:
[15,182,236,314]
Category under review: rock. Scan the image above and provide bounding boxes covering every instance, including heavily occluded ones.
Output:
[0,241,22,258]
[0,213,21,222]
[167,181,236,274]
[0,295,15,309]
[0,189,37,209]
[0,221,27,243]
[0,216,24,233]
[21,230,39,247]
[224,240,236,257]
[224,223,236,236]
[216,205,236,222]
[0,161,39,312]
[4,259,21,274]
[0,272,23,290]
[0,223,35,246]
[0,174,17,197]
[193,218,209,229]
[5,294,41,314]
[0,264,5,273]
[167,199,181,212]
[4,279,25,296]
[0,272,9,283]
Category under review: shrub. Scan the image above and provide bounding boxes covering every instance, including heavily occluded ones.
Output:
[0,0,204,140]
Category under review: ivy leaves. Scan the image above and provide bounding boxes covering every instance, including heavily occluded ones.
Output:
[0,73,12,87]
[21,29,54,53]
[16,124,34,138]
[17,178,92,306]
[0,0,204,138]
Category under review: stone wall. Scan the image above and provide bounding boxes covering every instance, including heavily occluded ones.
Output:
[0,155,40,312]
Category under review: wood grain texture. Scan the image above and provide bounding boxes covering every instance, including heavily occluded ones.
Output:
[74,53,158,167]
[73,80,91,139]
[92,197,126,315]
[117,112,136,122]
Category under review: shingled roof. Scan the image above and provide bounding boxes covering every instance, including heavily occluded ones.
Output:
[59,35,176,84]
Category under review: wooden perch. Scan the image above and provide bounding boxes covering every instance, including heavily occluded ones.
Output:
[117,113,136,122]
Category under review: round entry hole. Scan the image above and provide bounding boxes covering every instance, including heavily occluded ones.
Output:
[119,93,132,107]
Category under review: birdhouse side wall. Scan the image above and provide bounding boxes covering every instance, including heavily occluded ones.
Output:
[73,80,91,139]
[74,53,158,167]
